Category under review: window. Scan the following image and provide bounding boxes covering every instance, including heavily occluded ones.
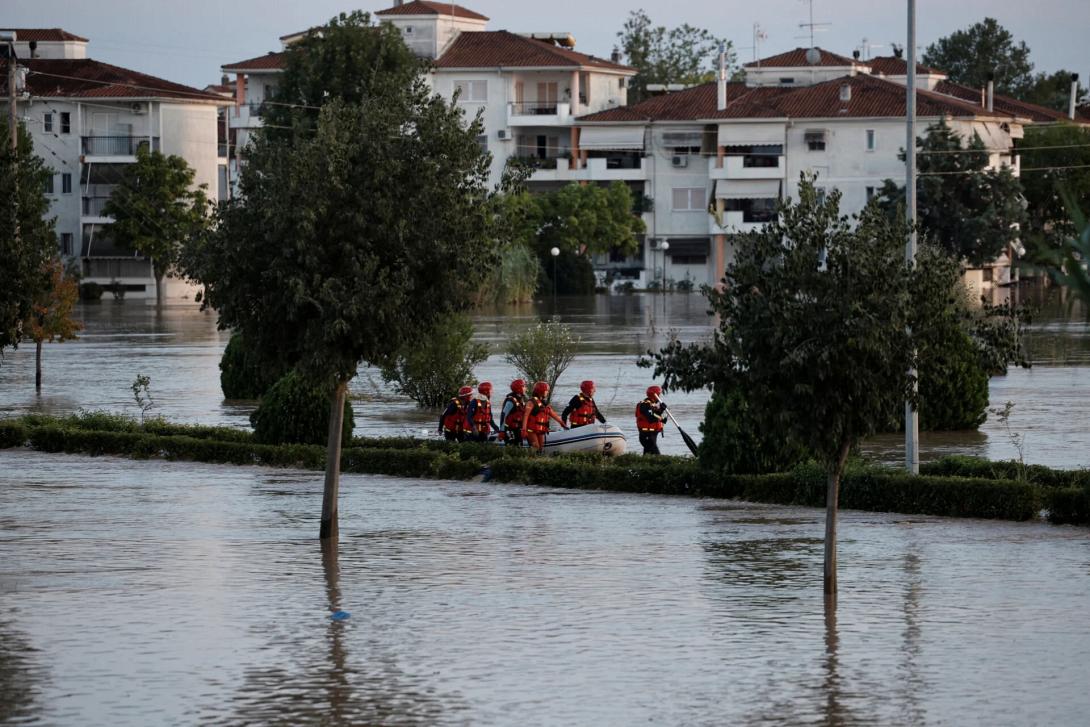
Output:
[404,25,414,34]
[60,112,71,134]
[618,78,626,89]
[60,233,73,256]
[814,186,826,203]
[44,112,53,133]
[44,174,54,194]
[865,129,876,151]
[779,77,795,85]
[476,134,488,154]
[805,130,826,151]
[671,255,707,265]
[672,187,705,212]
[723,197,777,223]
[454,80,487,103]
[61,173,72,194]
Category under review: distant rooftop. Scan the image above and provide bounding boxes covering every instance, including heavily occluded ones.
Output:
[745,47,861,69]
[436,30,632,72]
[25,58,226,102]
[375,1,489,21]
[1,28,88,42]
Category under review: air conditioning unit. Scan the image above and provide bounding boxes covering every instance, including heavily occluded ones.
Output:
[671,155,688,168]
[497,129,509,140]
[130,103,146,114]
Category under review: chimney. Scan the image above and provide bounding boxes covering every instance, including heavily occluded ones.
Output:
[986,72,994,113]
[29,40,38,58]
[839,82,851,102]
[610,46,621,64]
[717,42,727,111]
[892,45,903,59]
[852,49,860,60]
[1070,73,1080,120]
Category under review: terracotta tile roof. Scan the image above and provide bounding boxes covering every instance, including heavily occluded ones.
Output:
[745,47,860,68]
[375,1,488,21]
[22,59,226,102]
[435,30,633,72]
[221,51,287,72]
[580,75,1003,123]
[867,56,944,76]
[933,80,1067,123]
[4,28,88,43]
[203,82,235,97]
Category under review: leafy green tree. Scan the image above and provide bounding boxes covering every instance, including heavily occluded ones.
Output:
[697,385,809,474]
[102,148,210,307]
[1028,190,1090,308]
[184,16,495,541]
[0,119,56,356]
[379,314,489,408]
[877,120,1026,266]
[251,370,354,446]
[617,9,735,104]
[646,177,923,596]
[1020,70,1088,112]
[24,258,82,391]
[922,18,1033,95]
[504,319,580,399]
[219,332,289,400]
[1021,123,1090,248]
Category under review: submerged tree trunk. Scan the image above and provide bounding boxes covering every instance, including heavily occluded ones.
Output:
[154,268,165,308]
[319,379,349,541]
[823,437,854,598]
[35,340,42,392]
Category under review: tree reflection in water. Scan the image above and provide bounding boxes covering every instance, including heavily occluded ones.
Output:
[0,620,46,723]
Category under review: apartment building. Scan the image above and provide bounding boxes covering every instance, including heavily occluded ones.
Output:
[6,29,228,301]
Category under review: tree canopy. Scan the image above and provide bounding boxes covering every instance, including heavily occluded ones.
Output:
[1021,123,1090,248]
[922,18,1033,96]
[877,120,1026,266]
[24,258,82,391]
[616,9,734,104]
[1019,70,1088,113]
[0,119,56,356]
[102,148,210,306]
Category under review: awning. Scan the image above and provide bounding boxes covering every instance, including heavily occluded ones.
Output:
[717,123,785,146]
[714,180,781,199]
[578,126,646,151]
[974,121,1009,150]
[661,130,705,147]
[665,238,709,256]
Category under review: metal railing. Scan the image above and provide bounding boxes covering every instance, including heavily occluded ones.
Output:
[81,136,161,156]
[510,102,560,116]
[82,258,151,279]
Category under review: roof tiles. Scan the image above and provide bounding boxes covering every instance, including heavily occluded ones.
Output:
[435,30,633,72]
[375,1,488,21]
[22,58,226,102]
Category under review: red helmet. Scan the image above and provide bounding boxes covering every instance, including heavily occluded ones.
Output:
[458,385,473,398]
[511,379,526,395]
[478,381,493,397]
[580,380,595,396]
[646,385,662,400]
[532,381,549,398]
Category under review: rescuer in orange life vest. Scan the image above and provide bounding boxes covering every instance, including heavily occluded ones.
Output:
[438,385,474,442]
[635,385,668,455]
[562,380,606,428]
[500,379,527,446]
[521,381,567,453]
[466,381,500,442]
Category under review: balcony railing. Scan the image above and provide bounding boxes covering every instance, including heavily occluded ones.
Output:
[81,136,161,156]
[82,196,112,217]
[510,102,560,115]
[82,258,151,279]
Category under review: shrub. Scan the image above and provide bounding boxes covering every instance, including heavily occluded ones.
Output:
[79,282,103,301]
[917,326,989,430]
[379,314,489,408]
[698,386,809,474]
[1046,487,1090,525]
[250,370,354,446]
[0,420,27,447]
[504,318,579,396]
[219,332,288,400]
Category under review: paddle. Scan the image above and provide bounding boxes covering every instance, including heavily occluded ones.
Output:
[660,400,700,456]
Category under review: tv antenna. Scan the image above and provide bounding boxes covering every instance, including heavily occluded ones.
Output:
[738,22,769,65]
[796,0,831,47]
[857,37,884,60]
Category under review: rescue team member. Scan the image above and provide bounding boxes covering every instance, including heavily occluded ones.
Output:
[438,385,474,442]
[635,385,667,455]
[466,381,500,442]
[500,379,527,446]
[521,381,567,453]
[562,380,606,428]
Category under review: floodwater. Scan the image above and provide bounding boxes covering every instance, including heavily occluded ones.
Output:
[0,293,1087,465]
[2,449,1089,725]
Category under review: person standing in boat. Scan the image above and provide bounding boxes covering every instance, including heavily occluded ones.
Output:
[635,385,667,455]
[467,381,500,442]
[501,379,527,446]
[522,381,567,453]
[562,380,606,429]
[438,385,474,442]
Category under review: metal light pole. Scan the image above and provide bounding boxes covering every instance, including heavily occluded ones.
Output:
[660,240,669,317]
[550,246,560,311]
[905,0,920,474]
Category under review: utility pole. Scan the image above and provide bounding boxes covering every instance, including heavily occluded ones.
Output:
[4,32,20,252]
[904,0,920,474]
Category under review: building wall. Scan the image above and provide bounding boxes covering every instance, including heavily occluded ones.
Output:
[746,65,860,87]
[14,40,87,59]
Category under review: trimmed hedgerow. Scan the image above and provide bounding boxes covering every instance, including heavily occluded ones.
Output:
[1045,487,1090,525]
[921,455,1090,489]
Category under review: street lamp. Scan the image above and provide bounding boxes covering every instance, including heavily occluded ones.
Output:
[550,246,560,311]
[660,240,670,316]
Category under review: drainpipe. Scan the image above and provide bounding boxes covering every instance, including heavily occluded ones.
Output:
[1069,73,1079,120]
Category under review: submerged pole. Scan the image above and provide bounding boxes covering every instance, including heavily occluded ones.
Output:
[904,0,920,475]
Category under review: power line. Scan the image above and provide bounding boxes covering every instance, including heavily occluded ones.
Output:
[920,163,1090,176]
[919,142,1090,155]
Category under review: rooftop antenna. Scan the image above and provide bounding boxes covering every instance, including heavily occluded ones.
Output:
[857,37,884,60]
[796,0,830,47]
[737,22,769,66]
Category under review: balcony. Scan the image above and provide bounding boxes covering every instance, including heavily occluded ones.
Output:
[708,155,786,180]
[229,102,265,130]
[517,155,648,183]
[507,101,572,127]
[82,257,152,281]
[82,136,160,159]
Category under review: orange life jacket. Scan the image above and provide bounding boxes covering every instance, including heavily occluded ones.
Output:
[635,398,664,432]
[503,393,525,430]
[442,397,467,433]
[470,397,492,433]
[569,394,597,427]
[527,397,553,434]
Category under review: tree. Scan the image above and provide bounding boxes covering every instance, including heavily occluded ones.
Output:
[102,148,210,307]
[922,18,1033,96]
[219,332,289,400]
[379,314,489,408]
[877,120,1026,266]
[617,9,735,104]
[504,319,580,399]
[1021,123,1090,248]
[646,177,923,597]
[0,118,56,356]
[23,258,82,391]
[1027,190,1090,309]
[184,13,496,541]
[1020,70,1088,112]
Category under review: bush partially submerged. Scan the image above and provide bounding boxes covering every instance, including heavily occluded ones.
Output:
[250,370,354,446]
[379,314,488,408]
[220,332,289,400]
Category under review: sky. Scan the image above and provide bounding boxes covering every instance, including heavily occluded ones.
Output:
[5,0,1089,91]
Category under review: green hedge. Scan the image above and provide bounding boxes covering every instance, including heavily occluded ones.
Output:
[921,455,1090,489]
[1046,487,1090,525]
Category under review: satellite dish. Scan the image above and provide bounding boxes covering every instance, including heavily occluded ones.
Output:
[805,47,821,65]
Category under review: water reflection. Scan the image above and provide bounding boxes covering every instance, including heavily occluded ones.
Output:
[0,620,45,724]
